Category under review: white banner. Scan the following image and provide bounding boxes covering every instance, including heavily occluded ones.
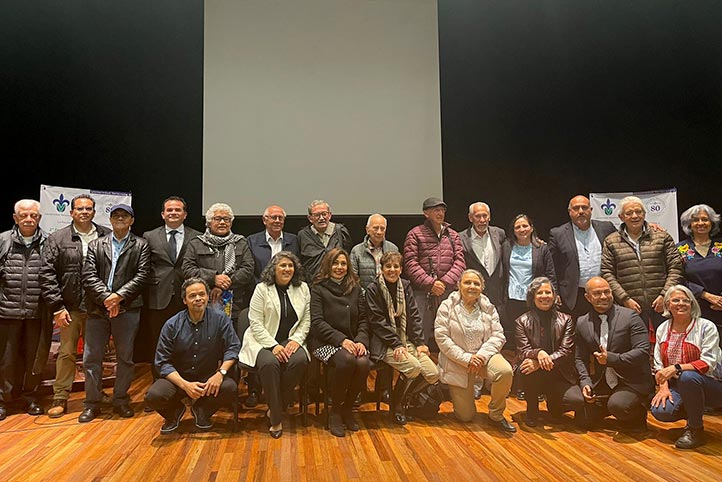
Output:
[590,188,678,242]
[39,184,132,234]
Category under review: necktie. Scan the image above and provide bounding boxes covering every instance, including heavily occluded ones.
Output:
[168,230,178,263]
[600,315,619,389]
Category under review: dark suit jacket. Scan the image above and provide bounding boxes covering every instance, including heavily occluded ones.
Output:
[574,304,652,396]
[247,230,299,282]
[459,225,506,308]
[143,225,201,310]
[548,220,616,310]
[501,241,557,302]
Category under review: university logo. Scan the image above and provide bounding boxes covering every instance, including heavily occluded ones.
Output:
[601,199,616,216]
[53,193,71,213]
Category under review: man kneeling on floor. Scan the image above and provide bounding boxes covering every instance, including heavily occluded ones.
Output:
[145,277,240,434]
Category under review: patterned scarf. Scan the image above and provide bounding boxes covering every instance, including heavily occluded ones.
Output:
[198,229,243,275]
[377,272,407,345]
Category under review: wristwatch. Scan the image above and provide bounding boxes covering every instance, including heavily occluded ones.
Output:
[218,368,228,377]
[674,364,682,377]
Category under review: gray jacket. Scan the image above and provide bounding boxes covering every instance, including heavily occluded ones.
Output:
[349,236,398,288]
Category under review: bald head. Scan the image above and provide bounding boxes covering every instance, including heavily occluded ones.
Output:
[568,195,592,230]
[262,205,286,239]
[584,276,613,313]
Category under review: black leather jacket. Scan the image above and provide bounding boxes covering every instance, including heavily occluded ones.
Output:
[514,309,578,385]
[82,232,151,315]
[40,222,111,313]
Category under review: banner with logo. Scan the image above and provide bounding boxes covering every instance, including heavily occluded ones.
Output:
[590,188,678,242]
[39,184,132,234]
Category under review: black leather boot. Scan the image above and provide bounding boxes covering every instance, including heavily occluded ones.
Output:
[391,375,415,425]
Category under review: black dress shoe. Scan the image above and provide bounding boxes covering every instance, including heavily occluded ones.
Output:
[0,404,7,421]
[488,416,517,433]
[525,412,538,427]
[78,407,102,423]
[27,402,44,416]
[160,405,186,434]
[245,391,259,408]
[675,426,705,449]
[269,427,283,439]
[144,405,154,413]
[516,390,525,401]
[191,404,213,430]
[113,404,135,418]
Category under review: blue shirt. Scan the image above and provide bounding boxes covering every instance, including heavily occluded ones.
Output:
[508,244,533,301]
[573,224,602,287]
[154,307,241,381]
[108,232,129,290]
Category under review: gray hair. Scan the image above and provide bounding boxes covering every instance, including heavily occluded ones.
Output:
[14,199,41,214]
[205,203,234,223]
[260,251,304,287]
[662,284,701,320]
[307,200,330,215]
[526,276,556,309]
[468,202,491,216]
[262,205,286,217]
[366,213,387,227]
[680,204,721,238]
[619,196,645,215]
[458,268,485,291]
[181,277,210,298]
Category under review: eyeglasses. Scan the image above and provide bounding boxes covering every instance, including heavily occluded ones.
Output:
[623,209,644,216]
[669,298,691,305]
[309,211,330,219]
[264,215,285,221]
[110,213,131,220]
[588,289,612,298]
[17,213,41,220]
[212,216,232,223]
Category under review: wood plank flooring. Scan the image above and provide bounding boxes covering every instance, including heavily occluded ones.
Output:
[0,364,720,482]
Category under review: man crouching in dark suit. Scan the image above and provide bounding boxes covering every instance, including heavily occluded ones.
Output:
[143,196,201,380]
[575,276,652,432]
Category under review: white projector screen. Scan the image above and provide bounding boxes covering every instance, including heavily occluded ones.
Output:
[203,0,442,215]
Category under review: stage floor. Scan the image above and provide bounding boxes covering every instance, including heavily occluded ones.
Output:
[0,364,720,482]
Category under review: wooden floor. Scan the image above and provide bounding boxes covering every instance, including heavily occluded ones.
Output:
[0,364,720,482]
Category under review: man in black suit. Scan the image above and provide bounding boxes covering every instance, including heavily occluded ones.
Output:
[142,196,201,379]
[247,205,299,282]
[459,201,506,311]
[575,276,652,431]
[549,195,616,318]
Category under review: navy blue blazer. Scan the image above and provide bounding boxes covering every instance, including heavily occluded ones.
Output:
[247,230,300,281]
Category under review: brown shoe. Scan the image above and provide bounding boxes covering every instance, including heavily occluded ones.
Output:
[48,400,67,419]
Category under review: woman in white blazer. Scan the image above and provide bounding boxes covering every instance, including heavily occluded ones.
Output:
[239,251,310,438]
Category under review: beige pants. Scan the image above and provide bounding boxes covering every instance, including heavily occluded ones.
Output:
[383,342,439,383]
[53,311,87,400]
[447,353,512,422]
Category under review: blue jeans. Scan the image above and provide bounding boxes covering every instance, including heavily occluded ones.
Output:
[651,370,722,429]
[83,309,140,408]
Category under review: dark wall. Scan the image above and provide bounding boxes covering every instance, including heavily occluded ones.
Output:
[438,0,722,238]
[3,1,721,247]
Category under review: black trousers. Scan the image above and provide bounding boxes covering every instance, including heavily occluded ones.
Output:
[145,377,237,421]
[256,345,308,426]
[588,381,647,423]
[519,367,584,416]
[0,318,42,405]
[327,349,370,411]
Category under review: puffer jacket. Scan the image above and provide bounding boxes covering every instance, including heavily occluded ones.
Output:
[82,232,151,315]
[0,226,47,319]
[403,220,465,294]
[40,222,110,313]
[601,223,684,311]
[434,290,505,388]
[514,309,578,385]
[349,236,399,288]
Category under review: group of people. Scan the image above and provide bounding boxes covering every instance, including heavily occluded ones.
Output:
[0,193,720,450]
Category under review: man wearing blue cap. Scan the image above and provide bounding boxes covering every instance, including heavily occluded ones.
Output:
[79,203,151,422]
